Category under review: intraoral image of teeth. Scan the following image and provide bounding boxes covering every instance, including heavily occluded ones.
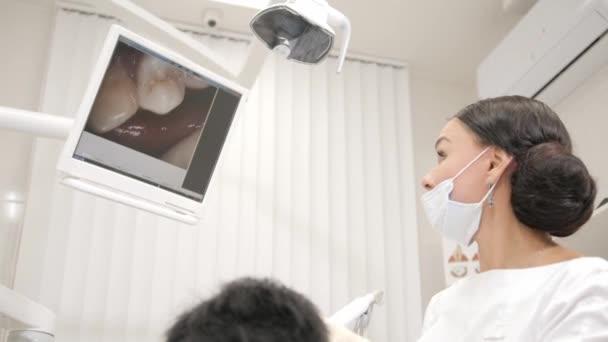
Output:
[87,58,139,134]
[161,128,203,169]
[101,87,216,158]
[137,54,186,115]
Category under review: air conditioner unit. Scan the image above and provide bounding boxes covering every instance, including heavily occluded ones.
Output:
[477,0,608,107]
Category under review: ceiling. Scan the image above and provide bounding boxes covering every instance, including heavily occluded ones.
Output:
[122,0,524,84]
[51,0,524,83]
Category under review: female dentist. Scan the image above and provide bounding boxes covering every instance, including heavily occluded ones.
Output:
[417,96,608,341]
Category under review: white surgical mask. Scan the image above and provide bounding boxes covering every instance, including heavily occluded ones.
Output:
[421,147,495,246]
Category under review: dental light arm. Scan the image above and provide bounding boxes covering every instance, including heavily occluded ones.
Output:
[0,284,56,339]
[326,4,351,73]
[328,291,384,336]
[0,106,72,140]
[237,39,271,89]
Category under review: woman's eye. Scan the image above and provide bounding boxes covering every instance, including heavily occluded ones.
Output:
[437,150,446,162]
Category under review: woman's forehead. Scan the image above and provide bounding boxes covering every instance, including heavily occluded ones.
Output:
[438,119,462,141]
[438,119,477,147]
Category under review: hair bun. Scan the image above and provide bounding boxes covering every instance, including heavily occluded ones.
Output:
[511,142,597,237]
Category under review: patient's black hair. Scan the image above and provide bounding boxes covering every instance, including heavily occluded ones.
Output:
[167,277,329,342]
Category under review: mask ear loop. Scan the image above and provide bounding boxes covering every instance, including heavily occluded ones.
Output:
[451,147,491,181]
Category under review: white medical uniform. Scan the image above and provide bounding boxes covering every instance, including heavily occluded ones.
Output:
[418,257,608,341]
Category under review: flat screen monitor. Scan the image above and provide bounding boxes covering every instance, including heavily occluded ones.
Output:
[58,24,246,221]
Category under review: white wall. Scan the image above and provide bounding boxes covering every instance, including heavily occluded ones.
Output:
[555,63,608,209]
[0,0,54,286]
[0,0,53,111]
[554,62,608,259]
[408,71,477,309]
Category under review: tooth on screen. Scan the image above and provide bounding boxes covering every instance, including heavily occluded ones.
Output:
[161,129,202,169]
[88,60,139,134]
[137,54,186,115]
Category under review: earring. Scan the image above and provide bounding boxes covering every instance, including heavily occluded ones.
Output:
[487,183,494,207]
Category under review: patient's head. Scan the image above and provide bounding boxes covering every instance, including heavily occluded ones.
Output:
[167,277,329,342]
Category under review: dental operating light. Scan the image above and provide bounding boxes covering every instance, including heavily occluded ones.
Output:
[250,0,351,73]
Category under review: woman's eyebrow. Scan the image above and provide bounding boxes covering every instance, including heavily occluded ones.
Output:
[435,137,451,149]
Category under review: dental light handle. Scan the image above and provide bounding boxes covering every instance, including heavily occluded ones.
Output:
[326,4,351,74]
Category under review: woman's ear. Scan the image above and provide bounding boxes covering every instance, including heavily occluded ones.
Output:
[487,148,513,184]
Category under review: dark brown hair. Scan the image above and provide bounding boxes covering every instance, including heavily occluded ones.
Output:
[455,95,596,237]
[166,278,328,342]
